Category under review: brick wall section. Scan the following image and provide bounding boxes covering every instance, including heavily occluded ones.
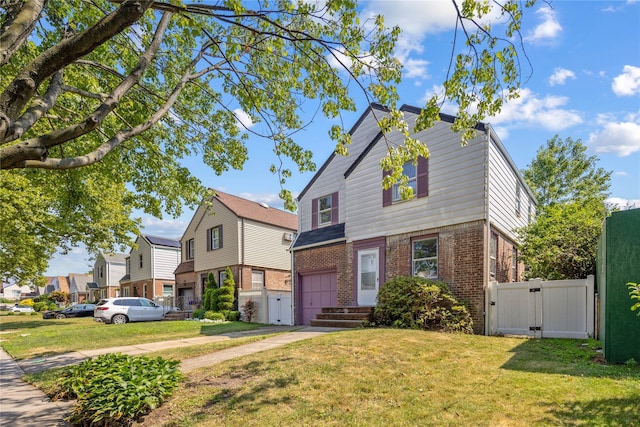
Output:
[238,267,291,291]
[384,221,486,333]
[294,220,526,334]
[492,227,521,283]
[294,243,353,305]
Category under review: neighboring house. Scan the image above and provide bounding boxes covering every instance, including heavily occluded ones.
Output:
[291,104,536,333]
[1,283,33,301]
[68,273,93,303]
[119,235,181,301]
[92,252,127,300]
[174,190,297,314]
[51,276,70,295]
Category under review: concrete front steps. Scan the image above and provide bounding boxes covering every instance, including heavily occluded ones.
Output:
[310,306,374,328]
[163,311,190,321]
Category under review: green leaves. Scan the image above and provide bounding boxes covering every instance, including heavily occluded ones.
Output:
[628,282,640,316]
[53,353,183,426]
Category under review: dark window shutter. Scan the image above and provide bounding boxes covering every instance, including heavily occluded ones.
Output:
[382,170,392,207]
[218,225,223,248]
[311,197,318,229]
[331,192,339,225]
[417,156,429,198]
[206,228,211,251]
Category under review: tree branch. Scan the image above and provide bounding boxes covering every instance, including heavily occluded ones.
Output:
[0,0,45,66]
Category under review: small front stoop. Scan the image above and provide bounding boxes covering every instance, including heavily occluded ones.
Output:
[163,311,189,321]
[310,306,374,328]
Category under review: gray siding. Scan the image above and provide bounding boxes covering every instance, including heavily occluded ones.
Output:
[299,110,383,232]
[153,246,181,280]
[487,134,534,240]
[345,119,487,241]
[243,220,292,270]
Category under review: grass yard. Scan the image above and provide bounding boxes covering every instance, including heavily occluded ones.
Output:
[134,329,639,427]
[0,314,265,359]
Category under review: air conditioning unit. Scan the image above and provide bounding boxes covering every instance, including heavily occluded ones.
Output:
[283,232,294,241]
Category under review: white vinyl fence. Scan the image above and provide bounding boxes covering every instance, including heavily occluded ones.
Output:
[238,289,293,325]
[487,275,595,338]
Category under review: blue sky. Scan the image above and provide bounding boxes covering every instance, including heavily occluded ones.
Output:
[45,0,640,276]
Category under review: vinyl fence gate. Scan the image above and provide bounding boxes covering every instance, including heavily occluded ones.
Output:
[487,275,595,338]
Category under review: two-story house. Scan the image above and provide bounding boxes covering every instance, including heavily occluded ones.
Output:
[68,273,93,303]
[119,235,181,302]
[291,104,536,334]
[92,252,127,300]
[174,190,297,319]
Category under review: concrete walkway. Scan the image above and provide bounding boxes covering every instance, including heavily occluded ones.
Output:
[0,326,338,426]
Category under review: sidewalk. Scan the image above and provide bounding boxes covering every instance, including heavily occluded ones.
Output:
[0,326,338,426]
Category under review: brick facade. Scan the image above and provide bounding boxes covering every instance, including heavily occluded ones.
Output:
[294,220,524,334]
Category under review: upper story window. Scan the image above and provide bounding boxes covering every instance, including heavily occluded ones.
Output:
[412,237,438,279]
[126,258,130,274]
[139,254,143,269]
[98,265,104,278]
[186,238,195,260]
[311,192,338,229]
[318,195,333,226]
[207,225,222,251]
[383,156,429,207]
[515,182,521,216]
[393,162,417,201]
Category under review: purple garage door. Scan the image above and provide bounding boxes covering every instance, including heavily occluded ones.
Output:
[301,272,337,325]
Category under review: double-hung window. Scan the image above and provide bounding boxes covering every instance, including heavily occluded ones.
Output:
[207,226,222,251]
[318,195,332,226]
[393,162,417,201]
[412,237,438,278]
[186,238,195,259]
[490,234,497,279]
[251,270,264,290]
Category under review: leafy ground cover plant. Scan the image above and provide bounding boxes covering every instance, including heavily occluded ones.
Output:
[373,276,473,333]
[51,353,183,426]
[629,282,640,316]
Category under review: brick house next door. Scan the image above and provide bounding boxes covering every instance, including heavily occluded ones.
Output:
[299,272,337,325]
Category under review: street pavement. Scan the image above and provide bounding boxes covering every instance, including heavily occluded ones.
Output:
[0,325,338,426]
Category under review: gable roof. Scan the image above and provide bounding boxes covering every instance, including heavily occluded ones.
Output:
[143,235,181,248]
[69,273,92,293]
[101,252,128,264]
[298,102,536,204]
[56,276,70,293]
[213,190,297,231]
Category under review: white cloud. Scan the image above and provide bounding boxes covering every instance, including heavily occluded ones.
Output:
[611,65,640,96]
[588,116,640,157]
[490,88,582,131]
[606,197,640,210]
[549,68,576,86]
[234,108,254,130]
[525,6,562,43]
[140,216,189,239]
[614,171,629,176]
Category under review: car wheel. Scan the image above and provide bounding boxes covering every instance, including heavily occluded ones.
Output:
[55,313,66,319]
[112,314,127,324]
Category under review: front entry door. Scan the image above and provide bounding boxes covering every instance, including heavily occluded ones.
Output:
[357,249,379,306]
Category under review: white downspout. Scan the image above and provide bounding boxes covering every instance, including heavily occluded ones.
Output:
[484,125,492,336]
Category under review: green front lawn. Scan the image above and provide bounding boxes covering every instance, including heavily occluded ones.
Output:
[135,329,639,426]
[0,315,263,360]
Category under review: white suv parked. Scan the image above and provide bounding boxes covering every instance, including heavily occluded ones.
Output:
[94,297,166,324]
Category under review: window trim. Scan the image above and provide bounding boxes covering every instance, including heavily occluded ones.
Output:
[383,156,428,207]
[251,270,265,290]
[207,225,222,251]
[411,235,439,279]
[490,234,498,279]
[515,182,522,216]
[392,162,417,202]
[186,238,195,260]
[318,194,332,226]
[139,254,143,269]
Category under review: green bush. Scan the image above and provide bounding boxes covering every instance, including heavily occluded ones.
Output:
[220,310,240,321]
[204,311,225,321]
[202,272,219,311]
[192,308,206,319]
[32,301,48,312]
[373,276,473,334]
[52,353,182,426]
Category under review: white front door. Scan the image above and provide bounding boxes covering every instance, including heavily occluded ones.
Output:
[357,249,379,306]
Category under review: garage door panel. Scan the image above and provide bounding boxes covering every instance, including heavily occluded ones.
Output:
[300,272,337,325]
